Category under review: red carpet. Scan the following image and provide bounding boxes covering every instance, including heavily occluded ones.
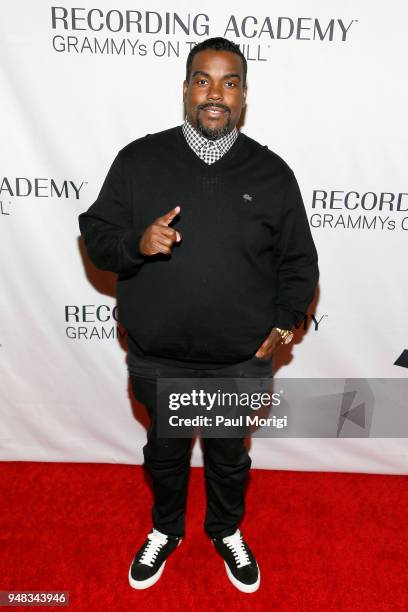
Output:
[1,461,407,611]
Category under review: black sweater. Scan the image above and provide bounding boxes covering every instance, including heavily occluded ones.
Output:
[78,125,319,366]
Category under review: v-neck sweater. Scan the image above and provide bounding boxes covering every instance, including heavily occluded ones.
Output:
[78,125,319,367]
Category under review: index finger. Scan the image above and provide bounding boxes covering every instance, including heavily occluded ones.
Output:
[156,205,181,226]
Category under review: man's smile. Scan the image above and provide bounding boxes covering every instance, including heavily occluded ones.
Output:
[200,105,229,117]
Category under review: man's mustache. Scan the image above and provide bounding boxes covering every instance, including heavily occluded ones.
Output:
[198,103,230,113]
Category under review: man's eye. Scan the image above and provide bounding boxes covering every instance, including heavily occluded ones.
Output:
[197,79,207,85]
[225,81,236,88]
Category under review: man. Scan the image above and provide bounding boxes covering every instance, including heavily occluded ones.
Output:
[78,37,319,593]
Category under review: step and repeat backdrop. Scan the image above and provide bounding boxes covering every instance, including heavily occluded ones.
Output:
[1,1,407,472]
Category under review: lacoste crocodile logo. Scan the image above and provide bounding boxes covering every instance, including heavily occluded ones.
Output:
[242,193,253,202]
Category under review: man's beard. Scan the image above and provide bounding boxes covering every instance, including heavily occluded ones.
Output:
[195,108,233,141]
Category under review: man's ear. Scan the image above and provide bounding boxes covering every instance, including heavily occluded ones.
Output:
[243,83,248,107]
[183,79,188,101]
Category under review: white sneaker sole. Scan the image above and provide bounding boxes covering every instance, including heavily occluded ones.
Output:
[128,538,182,590]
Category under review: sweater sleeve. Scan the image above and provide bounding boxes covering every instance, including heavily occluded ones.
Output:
[78,151,145,275]
[273,170,319,329]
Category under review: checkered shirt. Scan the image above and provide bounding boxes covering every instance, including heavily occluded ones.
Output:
[181,116,238,165]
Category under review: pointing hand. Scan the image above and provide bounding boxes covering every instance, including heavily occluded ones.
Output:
[139,206,182,256]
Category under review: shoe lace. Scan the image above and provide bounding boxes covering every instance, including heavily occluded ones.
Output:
[139,529,168,567]
[222,529,251,568]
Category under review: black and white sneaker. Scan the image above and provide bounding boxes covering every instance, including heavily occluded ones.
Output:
[212,529,260,593]
[128,528,182,590]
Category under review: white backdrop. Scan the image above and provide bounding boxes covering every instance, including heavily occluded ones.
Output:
[1,1,407,472]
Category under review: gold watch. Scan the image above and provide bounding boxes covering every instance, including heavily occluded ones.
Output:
[274,327,294,345]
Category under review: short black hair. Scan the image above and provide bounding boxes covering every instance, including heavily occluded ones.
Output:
[185,37,247,86]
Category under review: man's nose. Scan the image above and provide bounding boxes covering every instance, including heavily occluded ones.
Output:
[207,82,223,101]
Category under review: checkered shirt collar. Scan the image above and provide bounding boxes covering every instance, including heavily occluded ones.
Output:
[181,116,238,165]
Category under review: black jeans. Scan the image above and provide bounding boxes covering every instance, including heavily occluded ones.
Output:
[129,353,273,540]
